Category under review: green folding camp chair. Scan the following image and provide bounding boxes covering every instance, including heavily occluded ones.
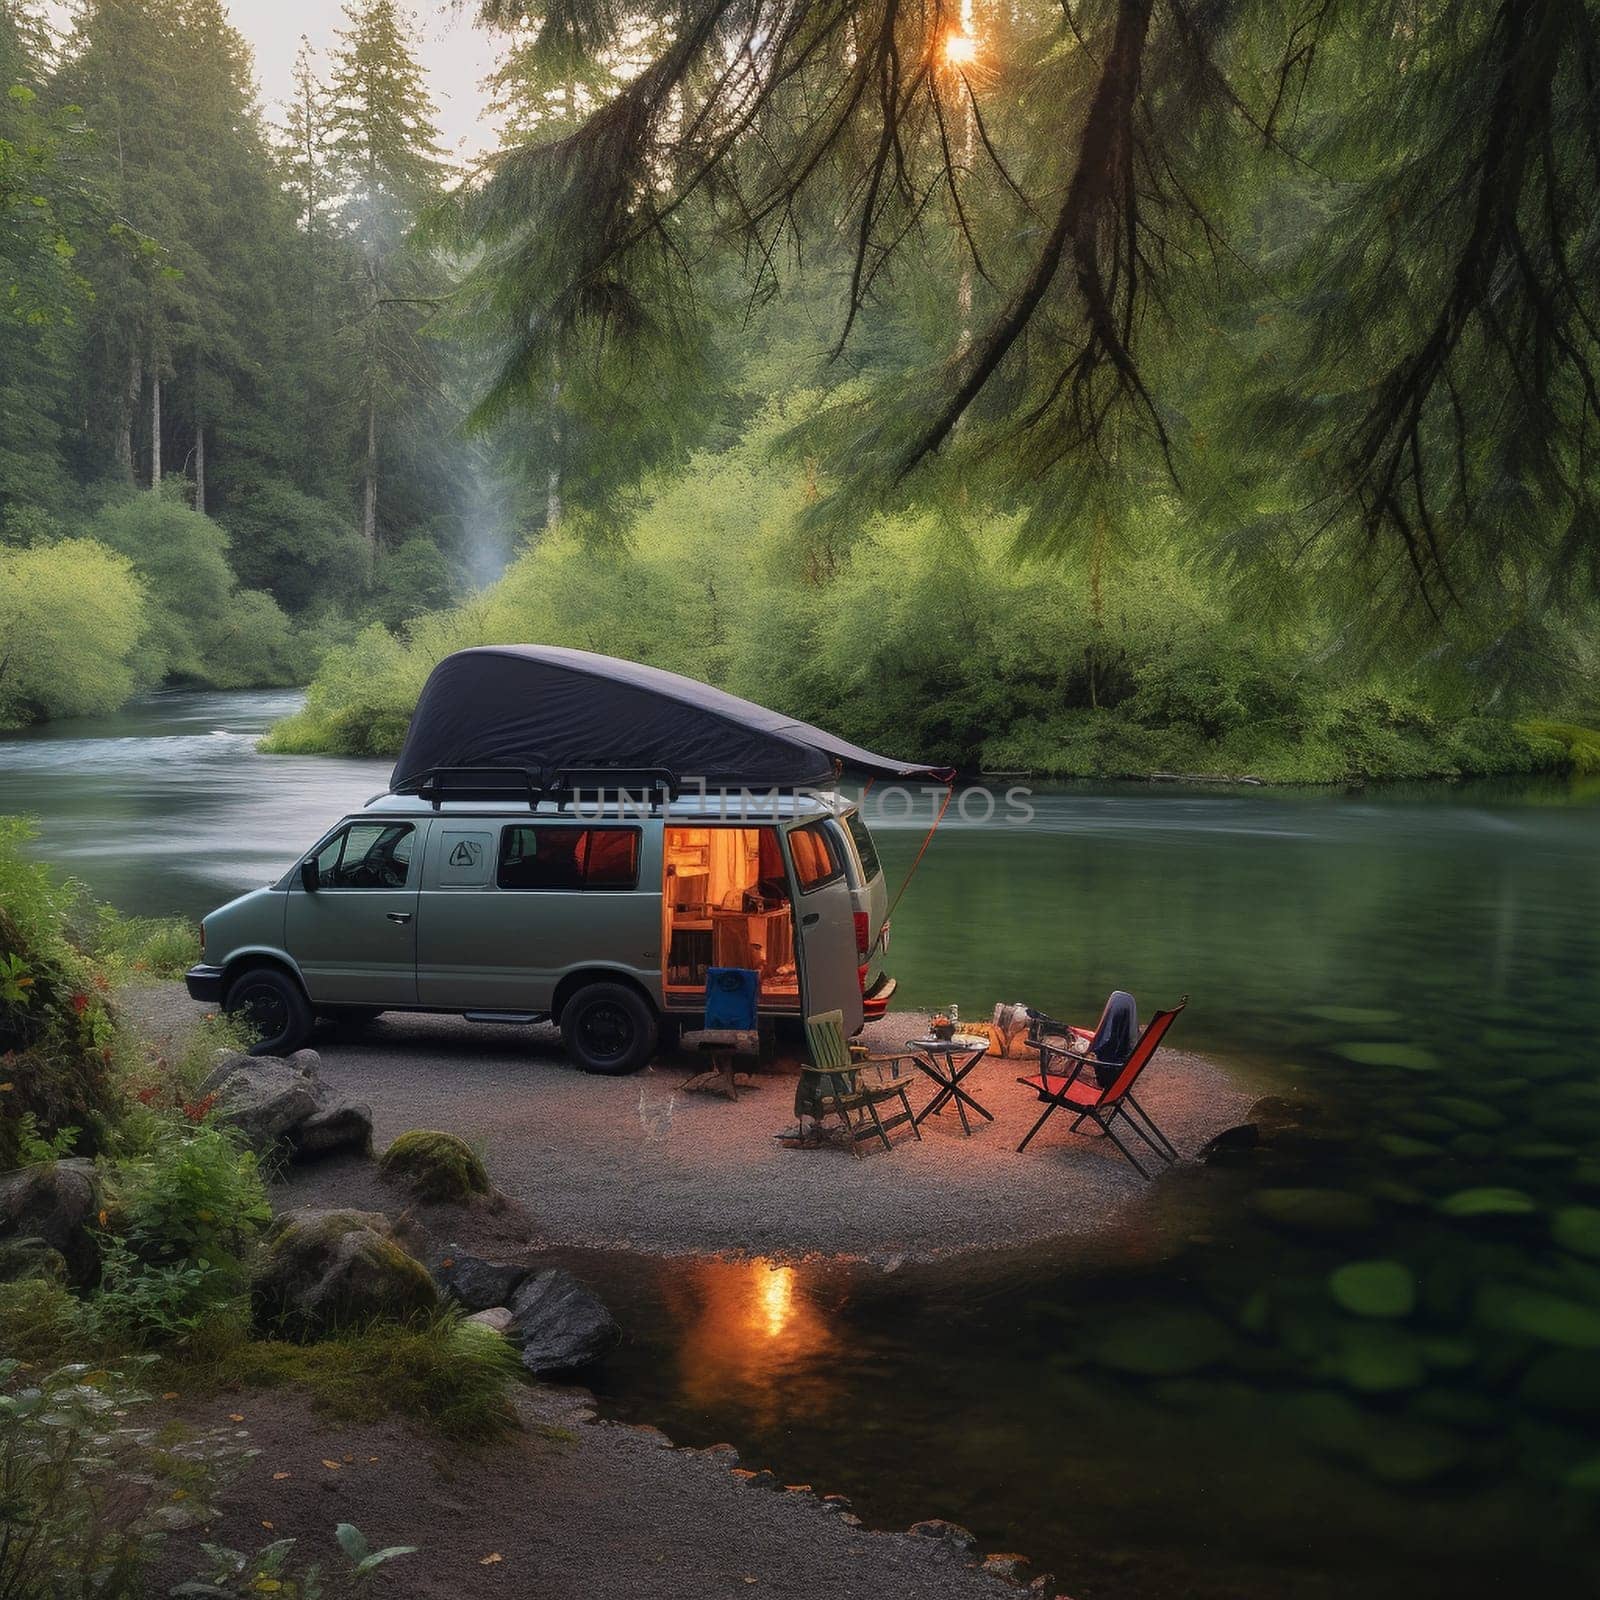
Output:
[795,1010,920,1156]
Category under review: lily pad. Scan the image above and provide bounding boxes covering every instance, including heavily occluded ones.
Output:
[1393,1111,1458,1137]
[1436,1187,1537,1218]
[1520,1350,1600,1421]
[1251,1188,1379,1237]
[1377,1133,1443,1160]
[1408,1389,1500,1433]
[1335,1324,1426,1393]
[1365,1421,1468,1484]
[1305,1006,1402,1026]
[1477,1284,1600,1349]
[1090,1309,1234,1378]
[1334,1042,1440,1072]
[1429,1096,1505,1130]
[1552,1207,1600,1261]
[1507,1142,1578,1163]
[1329,1261,1416,1320]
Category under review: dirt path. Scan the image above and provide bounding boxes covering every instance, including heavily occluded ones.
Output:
[150,1385,1040,1599]
[125,983,1254,1264]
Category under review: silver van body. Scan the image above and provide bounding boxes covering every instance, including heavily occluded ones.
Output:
[186,788,890,1072]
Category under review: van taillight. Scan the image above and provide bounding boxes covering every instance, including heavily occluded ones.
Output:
[198,922,205,957]
[853,912,870,956]
[858,964,869,993]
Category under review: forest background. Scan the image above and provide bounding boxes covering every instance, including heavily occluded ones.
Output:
[3,0,1597,783]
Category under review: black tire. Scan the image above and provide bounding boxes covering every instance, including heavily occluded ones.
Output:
[561,982,658,1075]
[225,964,315,1056]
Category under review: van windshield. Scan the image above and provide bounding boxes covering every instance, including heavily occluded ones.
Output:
[842,809,882,881]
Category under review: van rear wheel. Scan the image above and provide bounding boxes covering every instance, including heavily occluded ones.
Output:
[225,964,314,1056]
[561,983,657,1076]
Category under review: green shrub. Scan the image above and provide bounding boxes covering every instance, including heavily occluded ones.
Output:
[87,490,299,690]
[378,1129,490,1203]
[91,1119,271,1343]
[0,1358,222,1599]
[0,818,120,1165]
[1519,720,1600,776]
[0,538,147,728]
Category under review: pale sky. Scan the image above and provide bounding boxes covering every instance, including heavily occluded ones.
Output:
[45,1,508,161]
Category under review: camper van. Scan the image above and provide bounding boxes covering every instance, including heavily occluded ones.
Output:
[186,645,943,1073]
[184,784,895,1073]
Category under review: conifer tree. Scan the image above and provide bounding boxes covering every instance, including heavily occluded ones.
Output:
[326,0,449,552]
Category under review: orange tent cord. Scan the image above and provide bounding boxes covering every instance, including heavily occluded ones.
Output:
[870,779,954,956]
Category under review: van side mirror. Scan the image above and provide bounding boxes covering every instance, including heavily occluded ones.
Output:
[299,858,319,893]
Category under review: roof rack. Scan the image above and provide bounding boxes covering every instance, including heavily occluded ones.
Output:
[400,766,545,810]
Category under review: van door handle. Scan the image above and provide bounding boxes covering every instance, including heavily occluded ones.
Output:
[801,913,820,927]
[387,911,413,924]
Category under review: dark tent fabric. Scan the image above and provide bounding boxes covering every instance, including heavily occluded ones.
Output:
[390,646,952,792]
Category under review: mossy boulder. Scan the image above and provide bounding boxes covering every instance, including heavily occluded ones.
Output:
[0,1158,102,1286]
[379,1130,491,1204]
[250,1207,437,1340]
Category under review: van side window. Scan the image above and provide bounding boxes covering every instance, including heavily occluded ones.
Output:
[788,820,844,892]
[497,826,641,891]
[843,809,882,881]
[312,823,415,889]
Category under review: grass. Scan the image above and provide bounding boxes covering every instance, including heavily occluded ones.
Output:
[163,1309,523,1441]
[0,1278,84,1364]
[89,905,200,980]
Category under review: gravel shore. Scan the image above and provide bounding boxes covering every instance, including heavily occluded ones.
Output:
[125,983,1253,1264]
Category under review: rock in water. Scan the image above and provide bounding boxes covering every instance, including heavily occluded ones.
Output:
[295,1099,374,1158]
[1197,1124,1260,1165]
[251,1207,437,1340]
[203,1050,321,1149]
[465,1306,515,1334]
[508,1267,619,1373]
[0,1158,101,1285]
[432,1247,530,1312]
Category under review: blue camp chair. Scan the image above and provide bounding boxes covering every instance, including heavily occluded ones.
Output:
[704,967,759,1031]
[681,968,761,1099]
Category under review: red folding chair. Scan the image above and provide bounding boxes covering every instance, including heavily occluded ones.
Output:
[1014,997,1188,1176]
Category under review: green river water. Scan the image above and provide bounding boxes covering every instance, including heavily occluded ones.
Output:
[3,690,1599,1597]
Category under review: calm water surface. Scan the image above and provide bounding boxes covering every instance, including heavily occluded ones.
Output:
[4,690,1600,1597]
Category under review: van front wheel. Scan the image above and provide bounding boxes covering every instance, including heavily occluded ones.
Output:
[225,964,314,1056]
[561,983,657,1076]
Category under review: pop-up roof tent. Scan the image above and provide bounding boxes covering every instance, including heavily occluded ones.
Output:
[390,645,953,793]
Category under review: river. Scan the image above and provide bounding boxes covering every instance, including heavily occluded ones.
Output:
[4,689,1600,1597]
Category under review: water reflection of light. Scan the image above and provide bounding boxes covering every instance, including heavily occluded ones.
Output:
[663,1259,838,1425]
[761,1265,795,1338]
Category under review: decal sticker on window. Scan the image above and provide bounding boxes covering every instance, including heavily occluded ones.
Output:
[438,830,492,886]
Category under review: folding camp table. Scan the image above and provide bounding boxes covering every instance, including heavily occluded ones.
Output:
[907,1036,994,1135]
